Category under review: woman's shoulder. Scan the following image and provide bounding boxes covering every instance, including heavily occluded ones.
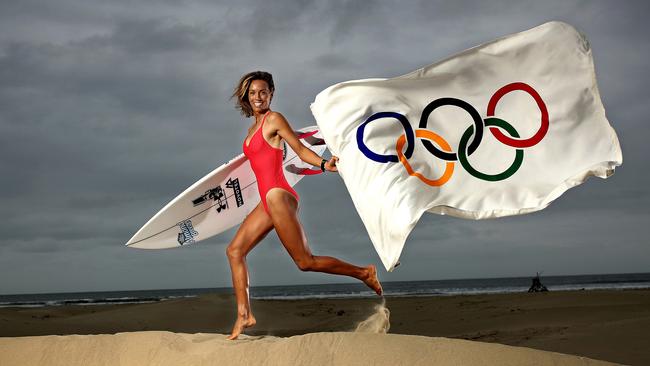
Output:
[266,111,286,121]
[266,111,291,128]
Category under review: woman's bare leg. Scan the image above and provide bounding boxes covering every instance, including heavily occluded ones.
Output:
[225,203,274,340]
[266,189,383,295]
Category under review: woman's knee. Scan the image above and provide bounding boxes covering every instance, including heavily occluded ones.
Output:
[294,255,316,272]
[226,243,244,260]
[227,217,272,260]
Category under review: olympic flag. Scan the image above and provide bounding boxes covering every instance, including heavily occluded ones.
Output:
[310,21,622,271]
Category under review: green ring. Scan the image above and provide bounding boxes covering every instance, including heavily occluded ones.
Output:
[457,117,524,181]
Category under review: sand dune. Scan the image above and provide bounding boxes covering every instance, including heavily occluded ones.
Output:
[0,331,615,366]
[0,303,616,365]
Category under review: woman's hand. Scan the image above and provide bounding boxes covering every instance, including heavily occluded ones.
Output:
[324,156,339,172]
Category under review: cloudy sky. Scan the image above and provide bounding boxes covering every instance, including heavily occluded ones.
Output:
[1,0,648,295]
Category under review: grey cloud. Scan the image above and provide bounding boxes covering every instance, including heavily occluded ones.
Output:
[80,17,226,55]
[0,0,648,293]
[311,53,359,70]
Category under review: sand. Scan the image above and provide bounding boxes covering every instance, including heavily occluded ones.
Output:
[2,289,649,365]
[0,331,614,366]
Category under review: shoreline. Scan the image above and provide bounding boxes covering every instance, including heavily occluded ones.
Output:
[4,272,649,307]
[6,289,649,309]
[1,289,648,364]
[3,284,649,308]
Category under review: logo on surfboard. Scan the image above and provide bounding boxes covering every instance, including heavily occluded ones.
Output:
[225,178,244,207]
[177,219,198,245]
[191,177,244,213]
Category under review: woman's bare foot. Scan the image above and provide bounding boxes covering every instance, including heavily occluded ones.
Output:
[362,265,383,296]
[227,313,257,340]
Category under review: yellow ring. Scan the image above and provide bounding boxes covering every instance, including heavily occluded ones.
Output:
[396,129,454,187]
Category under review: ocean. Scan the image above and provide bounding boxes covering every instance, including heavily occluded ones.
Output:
[1,272,649,308]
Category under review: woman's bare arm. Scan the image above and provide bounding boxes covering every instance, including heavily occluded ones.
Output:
[270,112,338,172]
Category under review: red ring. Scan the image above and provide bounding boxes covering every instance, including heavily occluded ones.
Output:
[486,82,549,148]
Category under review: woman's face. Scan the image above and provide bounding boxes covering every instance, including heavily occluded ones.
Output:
[248,79,273,115]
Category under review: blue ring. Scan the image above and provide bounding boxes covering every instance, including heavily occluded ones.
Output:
[356,112,415,163]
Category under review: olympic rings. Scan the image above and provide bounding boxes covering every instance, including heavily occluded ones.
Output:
[355,82,548,185]
[458,118,524,182]
[356,111,414,163]
[397,129,454,186]
[418,97,484,161]
[487,82,549,148]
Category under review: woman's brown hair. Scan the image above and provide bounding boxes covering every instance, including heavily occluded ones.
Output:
[232,71,275,118]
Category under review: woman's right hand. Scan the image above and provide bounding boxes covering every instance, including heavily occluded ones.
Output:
[324,156,339,172]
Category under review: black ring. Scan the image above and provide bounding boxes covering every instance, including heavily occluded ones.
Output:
[418,97,484,161]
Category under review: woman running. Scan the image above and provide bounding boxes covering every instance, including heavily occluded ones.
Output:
[226,71,383,340]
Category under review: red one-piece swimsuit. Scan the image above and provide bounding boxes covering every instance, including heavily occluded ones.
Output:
[243,111,299,213]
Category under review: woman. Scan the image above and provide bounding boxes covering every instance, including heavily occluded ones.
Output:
[226,71,383,340]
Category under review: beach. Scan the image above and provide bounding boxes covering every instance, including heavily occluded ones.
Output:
[1,289,648,365]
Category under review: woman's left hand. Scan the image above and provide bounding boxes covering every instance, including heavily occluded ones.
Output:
[325,156,339,172]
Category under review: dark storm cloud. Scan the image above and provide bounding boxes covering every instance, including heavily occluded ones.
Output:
[0,0,648,294]
[223,0,383,46]
[0,25,221,118]
[0,12,235,209]
[88,17,225,54]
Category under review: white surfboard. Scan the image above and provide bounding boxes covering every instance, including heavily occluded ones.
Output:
[125,126,326,249]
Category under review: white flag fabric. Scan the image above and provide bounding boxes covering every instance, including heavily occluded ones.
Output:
[310,21,622,271]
